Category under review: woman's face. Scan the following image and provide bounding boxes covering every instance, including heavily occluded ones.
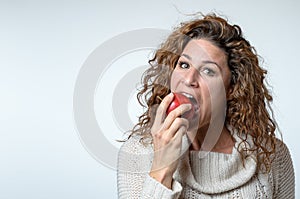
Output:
[170,39,231,130]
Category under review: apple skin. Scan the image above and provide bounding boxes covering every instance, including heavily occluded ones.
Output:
[166,93,195,119]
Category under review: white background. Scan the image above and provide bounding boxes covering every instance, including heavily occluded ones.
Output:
[1,0,299,198]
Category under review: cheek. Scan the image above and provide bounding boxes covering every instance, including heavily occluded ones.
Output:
[222,69,232,94]
[210,79,226,97]
[204,78,227,110]
[202,78,226,113]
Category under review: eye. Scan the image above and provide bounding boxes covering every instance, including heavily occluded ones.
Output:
[178,61,190,69]
[202,67,216,76]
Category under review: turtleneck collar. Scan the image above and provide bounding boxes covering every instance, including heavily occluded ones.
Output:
[173,130,257,194]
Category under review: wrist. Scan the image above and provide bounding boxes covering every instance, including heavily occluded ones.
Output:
[149,169,173,189]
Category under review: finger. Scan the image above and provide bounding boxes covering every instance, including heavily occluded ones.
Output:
[162,103,191,130]
[153,93,174,126]
[172,125,187,146]
[165,117,189,139]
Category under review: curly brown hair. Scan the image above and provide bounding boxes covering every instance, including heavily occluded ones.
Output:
[129,13,279,173]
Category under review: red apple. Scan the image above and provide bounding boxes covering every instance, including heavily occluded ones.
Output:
[166,93,195,119]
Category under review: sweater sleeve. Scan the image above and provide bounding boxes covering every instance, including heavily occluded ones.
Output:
[117,136,182,199]
[272,139,295,199]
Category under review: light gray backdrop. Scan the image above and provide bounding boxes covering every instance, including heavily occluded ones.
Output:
[1,0,299,198]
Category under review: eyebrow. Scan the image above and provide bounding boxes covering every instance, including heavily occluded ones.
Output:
[181,53,222,70]
[181,53,192,60]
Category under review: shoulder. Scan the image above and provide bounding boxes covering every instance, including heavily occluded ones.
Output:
[271,138,295,197]
[118,135,154,173]
[273,138,293,162]
[119,135,153,155]
[272,138,293,169]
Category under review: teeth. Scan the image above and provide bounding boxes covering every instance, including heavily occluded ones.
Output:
[182,92,194,99]
[182,92,198,109]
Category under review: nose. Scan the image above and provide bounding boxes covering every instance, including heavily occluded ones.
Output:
[183,67,199,87]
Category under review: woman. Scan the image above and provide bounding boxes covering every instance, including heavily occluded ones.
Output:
[117,13,295,198]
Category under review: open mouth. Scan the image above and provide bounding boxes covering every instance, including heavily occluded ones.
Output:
[181,92,199,112]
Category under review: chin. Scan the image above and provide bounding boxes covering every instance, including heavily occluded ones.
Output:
[188,115,201,130]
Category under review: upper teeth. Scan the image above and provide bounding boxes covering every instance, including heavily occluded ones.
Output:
[182,93,194,99]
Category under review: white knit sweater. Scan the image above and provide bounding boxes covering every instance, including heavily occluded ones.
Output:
[117,132,294,198]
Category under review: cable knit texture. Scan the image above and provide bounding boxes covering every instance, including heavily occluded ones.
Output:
[117,132,294,198]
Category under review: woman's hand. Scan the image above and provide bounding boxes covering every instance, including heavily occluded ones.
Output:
[149,93,191,189]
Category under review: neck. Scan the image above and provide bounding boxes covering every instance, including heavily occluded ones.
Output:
[190,125,234,154]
